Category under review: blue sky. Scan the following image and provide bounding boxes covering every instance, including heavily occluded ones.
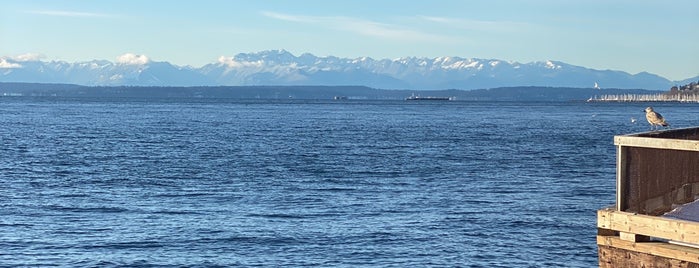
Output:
[2,0,697,80]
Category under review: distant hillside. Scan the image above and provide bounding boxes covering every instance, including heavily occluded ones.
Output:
[0,82,661,102]
[0,50,683,90]
[668,80,699,95]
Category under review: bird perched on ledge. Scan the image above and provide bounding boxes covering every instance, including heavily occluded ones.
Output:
[644,106,669,130]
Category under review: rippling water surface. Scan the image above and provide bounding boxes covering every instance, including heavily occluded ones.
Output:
[2,98,699,267]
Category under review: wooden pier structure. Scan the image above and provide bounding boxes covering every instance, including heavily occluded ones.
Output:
[598,127,699,267]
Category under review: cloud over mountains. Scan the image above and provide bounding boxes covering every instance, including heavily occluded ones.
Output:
[0,50,685,90]
[116,53,150,65]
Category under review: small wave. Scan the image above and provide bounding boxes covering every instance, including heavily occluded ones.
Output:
[152,210,202,215]
[56,193,91,198]
[152,192,211,198]
[311,187,356,192]
[216,235,305,246]
[0,222,33,228]
[245,213,307,219]
[54,227,114,235]
[43,204,130,214]
[94,240,166,250]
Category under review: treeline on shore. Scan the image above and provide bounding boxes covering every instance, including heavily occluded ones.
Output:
[0,82,660,102]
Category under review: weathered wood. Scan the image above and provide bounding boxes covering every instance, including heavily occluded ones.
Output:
[620,231,650,242]
[616,145,627,211]
[598,236,699,265]
[614,136,699,152]
[598,228,617,236]
[601,127,699,266]
[628,182,699,216]
[598,209,699,245]
[618,146,699,215]
[599,244,699,267]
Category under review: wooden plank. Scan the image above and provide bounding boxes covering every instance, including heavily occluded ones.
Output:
[598,235,699,264]
[620,231,650,242]
[599,245,699,267]
[598,227,617,236]
[598,209,699,245]
[614,136,699,151]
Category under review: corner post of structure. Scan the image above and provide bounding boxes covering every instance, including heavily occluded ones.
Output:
[616,144,627,212]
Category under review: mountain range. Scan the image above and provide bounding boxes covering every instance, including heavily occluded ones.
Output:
[1,50,694,90]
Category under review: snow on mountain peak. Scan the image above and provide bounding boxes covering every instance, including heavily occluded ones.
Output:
[463,60,480,69]
[232,49,297,64]
[0,51,676,90]
[78,60,112,70]
[357,56,371,62]
[434,56,452,63]
[394,57,416,65]
[545,60,561,70]
[116,53,150,65]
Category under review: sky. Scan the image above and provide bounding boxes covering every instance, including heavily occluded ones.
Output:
[1,0,697,81]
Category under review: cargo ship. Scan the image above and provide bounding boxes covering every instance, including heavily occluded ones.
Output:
[405,94,454,101]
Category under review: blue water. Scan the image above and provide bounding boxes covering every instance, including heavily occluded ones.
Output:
[2,98,699,267]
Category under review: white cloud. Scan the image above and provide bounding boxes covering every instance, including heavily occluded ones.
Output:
[260,11,313,23]
[11,53,45,62]
[418,16,452,24]
[261,11,451,42]
[0,59,22,69]
[338,19,445,42]
[217,56,234,66]
[217,56,263,68]
[417,15,539,33]
[116,53,150,65]
[26,10,115,18]
[217,56,234,67]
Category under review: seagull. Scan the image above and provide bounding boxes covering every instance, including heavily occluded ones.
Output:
[644,106,669,130]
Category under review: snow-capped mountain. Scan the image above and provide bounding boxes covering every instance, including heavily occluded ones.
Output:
[0,50,681,90]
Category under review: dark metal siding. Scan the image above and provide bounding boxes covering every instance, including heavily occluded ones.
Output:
[622,140,699,215]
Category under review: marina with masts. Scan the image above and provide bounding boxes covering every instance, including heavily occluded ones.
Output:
[588,93,699,103]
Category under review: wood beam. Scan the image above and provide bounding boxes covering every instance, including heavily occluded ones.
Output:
[598,235,699,264]
[614,136,699,152]
[598,209,699,245]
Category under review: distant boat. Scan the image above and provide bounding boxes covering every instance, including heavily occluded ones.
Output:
[333,96,348,100]
[594,82,600,89]
[405,94,453,101]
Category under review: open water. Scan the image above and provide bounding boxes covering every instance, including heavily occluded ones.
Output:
[2,98,699,267]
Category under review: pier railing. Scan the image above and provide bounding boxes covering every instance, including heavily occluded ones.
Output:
[598,127,699,267]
